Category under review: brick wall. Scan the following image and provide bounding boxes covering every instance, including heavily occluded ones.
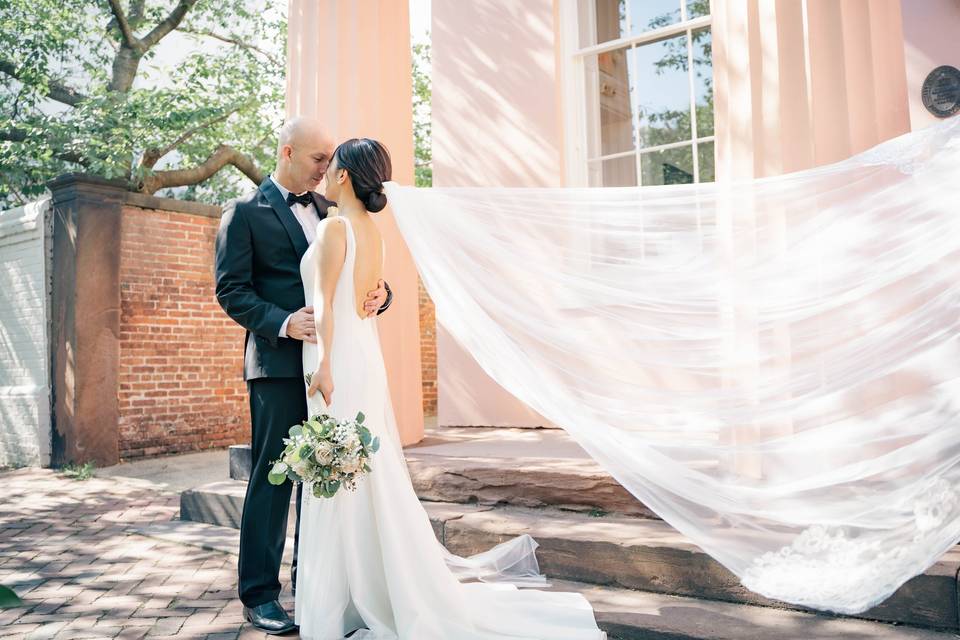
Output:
[117,202,248,460]
[115,195,436,461]
[418,277,437,416]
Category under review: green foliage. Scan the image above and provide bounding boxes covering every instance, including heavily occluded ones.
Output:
[0,0,286,208]
[0,585,23,609]
[60,461,95,480]
[411,39,431,188]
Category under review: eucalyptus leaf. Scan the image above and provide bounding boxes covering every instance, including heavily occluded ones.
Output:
[0,585,22,609]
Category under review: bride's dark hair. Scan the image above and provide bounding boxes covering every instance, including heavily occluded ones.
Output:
[333,138,392,213]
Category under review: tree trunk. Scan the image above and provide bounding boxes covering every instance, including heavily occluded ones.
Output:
[110,46,141,93]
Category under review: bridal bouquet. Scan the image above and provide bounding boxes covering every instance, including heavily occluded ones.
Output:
[267,409,381,499]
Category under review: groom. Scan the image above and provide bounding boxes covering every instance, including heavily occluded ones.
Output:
[215,117,393,634]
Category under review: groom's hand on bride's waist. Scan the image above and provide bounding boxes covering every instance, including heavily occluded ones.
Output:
[282,306,317,343]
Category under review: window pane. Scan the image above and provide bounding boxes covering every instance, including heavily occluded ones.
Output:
[697,141,715,182]
[585,48,637,156]
[590,155,638,187]
[693,28,714,138]
[686,0,711,19]
[589,0,628,45]
[627,0,682,36]
[641,145,693,185]
[634,35,691,148]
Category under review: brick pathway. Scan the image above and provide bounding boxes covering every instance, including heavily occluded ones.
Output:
[0,468,296,639]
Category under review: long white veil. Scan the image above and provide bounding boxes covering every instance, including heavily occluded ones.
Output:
[385,116,960,615]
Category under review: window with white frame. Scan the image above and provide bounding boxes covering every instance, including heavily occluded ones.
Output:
[573,0,714,187]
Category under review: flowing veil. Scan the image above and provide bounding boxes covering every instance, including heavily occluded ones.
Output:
[384,117,960,614]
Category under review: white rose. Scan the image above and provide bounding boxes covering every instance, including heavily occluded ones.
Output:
[313,442,334,465]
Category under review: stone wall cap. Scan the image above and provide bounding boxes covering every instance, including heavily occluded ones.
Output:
[46,172,222,218]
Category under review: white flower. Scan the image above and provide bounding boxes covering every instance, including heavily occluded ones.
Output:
[313,441,334,465]
[342,455,363,474]
[292,460,311,479]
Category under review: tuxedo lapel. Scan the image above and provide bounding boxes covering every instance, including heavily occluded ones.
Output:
[310,192,337,222]
[259,177,309,258]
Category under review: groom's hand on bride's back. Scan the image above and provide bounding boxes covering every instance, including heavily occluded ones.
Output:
[364,279,391,317]
[286,306,317,343]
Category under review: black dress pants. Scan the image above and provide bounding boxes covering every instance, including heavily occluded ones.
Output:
[238,377,307,607]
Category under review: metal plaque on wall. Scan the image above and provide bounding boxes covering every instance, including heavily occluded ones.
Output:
[922,65,960,118]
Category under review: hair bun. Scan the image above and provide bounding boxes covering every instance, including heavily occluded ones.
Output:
[365,189,387,213]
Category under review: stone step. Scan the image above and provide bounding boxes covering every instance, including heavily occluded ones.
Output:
[136,518,956,640]
[229,442,658,518]
[433,503,960,632]
[180,480,959,632]
[556,578,957,640]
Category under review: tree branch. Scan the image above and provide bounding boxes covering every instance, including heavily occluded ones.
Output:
[178,28,282,68]
[138,144,263,194]
[141,0,198,50]
[0,128,86,165]
[0,60,87,106]
[106,0,142,51]
[140,99,255,169]
[128,0,147,28]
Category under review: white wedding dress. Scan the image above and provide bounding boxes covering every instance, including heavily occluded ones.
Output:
[294,215,606,640]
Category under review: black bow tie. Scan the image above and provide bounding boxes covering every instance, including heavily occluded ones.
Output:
[286,191,314,207]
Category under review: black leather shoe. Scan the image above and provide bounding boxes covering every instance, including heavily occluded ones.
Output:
[243,600,298,635]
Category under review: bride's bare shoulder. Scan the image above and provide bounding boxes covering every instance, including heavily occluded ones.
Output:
[316,217,347,258]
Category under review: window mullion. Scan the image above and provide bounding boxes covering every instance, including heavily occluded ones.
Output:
[687,27,700,183]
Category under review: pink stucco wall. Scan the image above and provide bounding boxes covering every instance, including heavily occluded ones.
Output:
[900,0,960,131]
[432,0,564,427]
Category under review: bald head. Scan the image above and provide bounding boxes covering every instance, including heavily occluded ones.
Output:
[274,116,336,194]
[277,117,331,154]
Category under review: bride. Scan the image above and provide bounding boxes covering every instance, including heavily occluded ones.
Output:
[295,137,607,639]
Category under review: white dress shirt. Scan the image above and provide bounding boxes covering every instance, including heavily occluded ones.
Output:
[271,175,321,339]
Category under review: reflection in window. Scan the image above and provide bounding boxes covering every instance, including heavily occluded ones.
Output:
[589,155,638,187]
[634,35,691,148]
[641,146,693,186]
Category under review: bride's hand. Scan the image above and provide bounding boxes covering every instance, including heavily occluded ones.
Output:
[307,368,334,405]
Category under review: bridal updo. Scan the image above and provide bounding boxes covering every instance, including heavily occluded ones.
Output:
[332,138,392,213]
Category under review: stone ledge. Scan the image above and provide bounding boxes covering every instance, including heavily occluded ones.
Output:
[229,443,656,517]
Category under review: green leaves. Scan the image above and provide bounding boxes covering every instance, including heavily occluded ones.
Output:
[267,462,288,486]
[0,585,22,609]
[312,479,341,499]
[0,0,286,208]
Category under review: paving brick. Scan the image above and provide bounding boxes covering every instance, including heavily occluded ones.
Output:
[0,469,274,640]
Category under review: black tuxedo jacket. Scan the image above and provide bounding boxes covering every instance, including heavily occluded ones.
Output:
[214,177,393,380]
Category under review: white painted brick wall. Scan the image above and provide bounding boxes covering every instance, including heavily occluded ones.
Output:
[0,198,52,467]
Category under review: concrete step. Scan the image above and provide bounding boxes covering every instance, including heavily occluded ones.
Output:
[136,518,956,640]
[229,439,659,518]
[180,480,960,632]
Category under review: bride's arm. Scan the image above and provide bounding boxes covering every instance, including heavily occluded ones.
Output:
[307,219,346,403]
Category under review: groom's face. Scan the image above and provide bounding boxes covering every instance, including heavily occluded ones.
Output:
[285,132,335,193]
